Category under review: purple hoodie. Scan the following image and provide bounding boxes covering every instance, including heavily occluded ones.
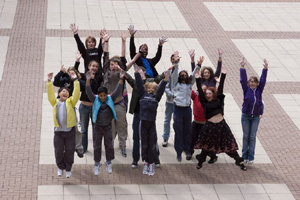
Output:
[240,68,268,116]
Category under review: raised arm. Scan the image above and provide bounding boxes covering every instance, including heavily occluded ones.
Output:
[217,66,227,95]
[214,48,223,78]
[239,57,248,92]
[110,76,125,102]
[74,51,82,72]
[128,25,137,59]
[134,70,146,98]
[155,71,170,102]
[70,23,87,59]
[150,36,167,66]
[47,73,57,107]
[53,65,67,87]
[69,79,80,107]
[258,59,268,91]
[126,52,141,71]
[85,72,96,102]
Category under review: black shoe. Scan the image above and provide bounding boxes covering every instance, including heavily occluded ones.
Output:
[75,149,84,158]
[208,156,218,164]
[177,154,182,162]
[186,153,192,161]
[131,161,138,169]
[162,139,168,147]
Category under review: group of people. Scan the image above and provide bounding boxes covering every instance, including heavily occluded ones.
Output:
[46,24,269,178]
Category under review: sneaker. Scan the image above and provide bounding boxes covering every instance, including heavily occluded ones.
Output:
[131,160,138,169]
[121,148,127,157]
[105,161,112,174]
[66,171,72,178]
[208,156,218,164]
[186,153,192,161]
[57,169,63,176]
[75,149,84,158]
[162,139,168,147]
[148,164,155,176]
[248,160,254,165]
[155,161,160,168]
[143,163,149,175]
[94,163,101,176]
[244,159,249,165]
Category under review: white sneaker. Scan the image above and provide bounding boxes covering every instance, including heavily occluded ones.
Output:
[66,171,72,178]
[148,164,155,176]
[94,163,101,176]
[57,169,63,176]
[244,159,249,165]
[143,163,149,175]
[105,161,112,174]
[248,160,254,165]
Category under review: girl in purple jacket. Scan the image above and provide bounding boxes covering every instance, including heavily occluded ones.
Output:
[240,58,268,165]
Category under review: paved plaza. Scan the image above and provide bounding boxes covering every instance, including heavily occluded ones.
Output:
[0,0,300,199]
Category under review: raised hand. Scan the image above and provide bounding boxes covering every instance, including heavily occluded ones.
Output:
[48,72,53,81]
[188,49,195,59]
[240,57,246,68]
[133,64,140,72]
[218,48,224,57]
[70,23,78,34]
[128,24,137,37]
[60,65,66,73]
[214,76,220,83]
[173,51,180,63]
[197,56,204,66]
[263,59,269,69]
[102,31,111,42]
[221,65,227,74]
[75,51,82,62]
[159,36,168,45]
[194,69,200,78]
[121,34,127,42]
[85,71,94,80]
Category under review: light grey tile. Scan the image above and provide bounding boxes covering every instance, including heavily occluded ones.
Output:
[164,184,191,195]
[114,185,140,195]
[263,184,291,194]
[64,185,89,195]
[89,185,115,195]
[139,184,166,195]
[115,194,141,200]
[269,193,295,200]
[189,184,216,194]
[243,193,270,200]
[218,193,245,200]
[193,194,219,200]
[38,185,63,196]
[214,184,241,194]
[167,194,193,200]
[90,195,116,200]
[142,195,168,200]
[239,184,266,194]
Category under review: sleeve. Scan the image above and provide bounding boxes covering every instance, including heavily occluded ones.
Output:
[124,72,135,88]
[120,56,127,70]
[240,68,248,92]
[191,90,196,101]
[85,84,96,102]
[74,61,80,72]
[258,68,268,92]
[149,45,162,67]
[53,71,67,87]
[103,52,110,73]
[74,34,87,59]
[156,80,167,102]
[214,61,222,78]
[69,80,80,107]
[135,72,146,98]
[191,62,196,72]
[97,38,103,62]
[218,73,226,95]
[111,82,124,102]
[196,78,206,107]
[78,78,86,92]
[47,82,57,107]
[129,36,136,60]
[164,82,173,99]
[170,63,179,90]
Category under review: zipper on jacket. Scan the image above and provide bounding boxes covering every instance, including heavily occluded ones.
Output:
[251,88,256,116]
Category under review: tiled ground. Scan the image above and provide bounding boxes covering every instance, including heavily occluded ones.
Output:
[205,2,300,32]
[1,0,300,200]
[37,184,295,200]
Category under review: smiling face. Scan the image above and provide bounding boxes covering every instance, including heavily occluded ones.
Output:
[203,69,211,80]
[205,89,213,102]
[179,71,188,83]
[98,92,107,103]
[58,89,70,102]
[140,44,148,58]
[248,77,259,89]
[85,36,96,50]
[88,61,98,74]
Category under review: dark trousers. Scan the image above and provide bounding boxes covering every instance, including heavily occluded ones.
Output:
[191,121,217,159]
[54,127,76,171]
[132,112,140,162]
[140,120,158,164]
[173,106,192,156]
[93,123,115,163]
[197,149,243,165]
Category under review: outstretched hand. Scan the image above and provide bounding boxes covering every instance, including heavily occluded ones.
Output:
[240,57,246,68]
[188,49,195,59]
[221,65,227,74]
[218,48,224,57]
[173,51,181,63]
[159,36,168,45]
[60,65,66,73]
[85,71,95,80]
[194,69,200,78]
[133,64,140,73]
[128,24,137,37]
[121,34,127,42]
[75,51,82,62]
[48,73,53,81]
[197,56,204,66]
[263,59,269,69]
[70,23,78,34]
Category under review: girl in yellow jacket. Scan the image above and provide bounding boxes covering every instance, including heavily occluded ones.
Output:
[47,72,80,178]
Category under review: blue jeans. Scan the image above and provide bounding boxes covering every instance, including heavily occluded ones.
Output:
[79,103,93,152]
[163,102,173,140]
[173,106,192,156]
[241,113,260,161]
[132,112,140,162]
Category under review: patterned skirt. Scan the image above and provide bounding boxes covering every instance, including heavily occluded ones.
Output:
[194,119,239,153]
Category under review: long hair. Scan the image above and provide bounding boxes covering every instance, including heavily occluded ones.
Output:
[67,67,81,79]
[201,66,214,80]
[204,87,218,100]
[178,70,192,84]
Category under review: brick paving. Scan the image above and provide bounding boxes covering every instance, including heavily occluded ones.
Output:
[1,0,300,199]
